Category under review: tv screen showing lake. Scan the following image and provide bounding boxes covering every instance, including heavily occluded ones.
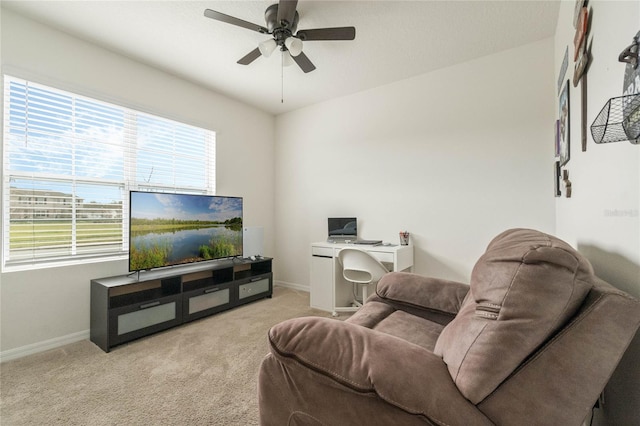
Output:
[129,192,243,271]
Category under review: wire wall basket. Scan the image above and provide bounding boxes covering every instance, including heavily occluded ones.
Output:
[590,93,640,145]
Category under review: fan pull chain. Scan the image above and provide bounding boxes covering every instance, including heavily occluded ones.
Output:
[281,51,284,103]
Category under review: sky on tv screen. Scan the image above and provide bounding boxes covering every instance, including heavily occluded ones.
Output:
[132,192,242,221]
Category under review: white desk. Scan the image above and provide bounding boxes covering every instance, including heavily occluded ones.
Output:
[310,242,414,315]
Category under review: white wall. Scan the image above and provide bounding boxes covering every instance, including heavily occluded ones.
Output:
[274,38,556,289]
[0,9,276,357]
[554,1,640,424]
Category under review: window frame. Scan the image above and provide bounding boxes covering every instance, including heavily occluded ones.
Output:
[2,75,217,272]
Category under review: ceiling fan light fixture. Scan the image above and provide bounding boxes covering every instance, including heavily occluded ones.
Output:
[258,38,277,57]
[282,50,295,67]
[284,37,303,57]
[204,0,356,73]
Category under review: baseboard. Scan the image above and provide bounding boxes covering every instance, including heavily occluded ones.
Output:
[0,330,89,363]
[1,283,307,363]
[274,280,309,292]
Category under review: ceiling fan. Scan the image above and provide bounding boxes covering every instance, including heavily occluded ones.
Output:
[204,0,356,73]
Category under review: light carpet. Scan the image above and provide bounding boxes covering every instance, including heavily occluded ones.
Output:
[0,287,339,425]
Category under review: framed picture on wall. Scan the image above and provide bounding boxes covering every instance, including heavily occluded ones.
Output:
[558,47,569,95]
[559,80,570,166]
[555,119,561,157]
[554,161,562,197]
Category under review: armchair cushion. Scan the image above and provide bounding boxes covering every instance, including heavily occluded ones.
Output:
[361,272,470,327]
[344,273,470,350]
[266,316,493,426]
[434,228,594,403]
[376,272,470,316]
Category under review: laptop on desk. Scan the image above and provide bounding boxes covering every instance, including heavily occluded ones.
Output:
[327,217,357,243]
[326,218,381,245]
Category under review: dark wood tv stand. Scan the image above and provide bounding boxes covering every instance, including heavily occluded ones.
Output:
[90,257,272,352]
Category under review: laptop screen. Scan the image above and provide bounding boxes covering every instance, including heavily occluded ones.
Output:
[328,217,357,237]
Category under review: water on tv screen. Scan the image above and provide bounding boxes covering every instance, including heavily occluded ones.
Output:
[129,191,243,271]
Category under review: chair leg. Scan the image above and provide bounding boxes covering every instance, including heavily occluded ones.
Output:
[352,284,369,308]
[351,283,363,307]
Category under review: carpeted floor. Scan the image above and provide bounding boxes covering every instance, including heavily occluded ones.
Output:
[0,287,340,425]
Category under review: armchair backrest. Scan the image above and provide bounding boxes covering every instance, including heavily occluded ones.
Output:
[433,229,596,404]
[478,275,640,424]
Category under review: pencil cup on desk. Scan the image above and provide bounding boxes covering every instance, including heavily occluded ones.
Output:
[399,231,410,246]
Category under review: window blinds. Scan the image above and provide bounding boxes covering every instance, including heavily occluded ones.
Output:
[2,75,216,269]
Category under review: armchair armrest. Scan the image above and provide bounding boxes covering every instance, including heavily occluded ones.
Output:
[267,316,492,426]
[375,272,469,318]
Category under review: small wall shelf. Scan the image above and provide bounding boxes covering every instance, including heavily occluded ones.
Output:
[591,93,640,145]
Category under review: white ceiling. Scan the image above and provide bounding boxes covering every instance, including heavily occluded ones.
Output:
[3,0,560,115]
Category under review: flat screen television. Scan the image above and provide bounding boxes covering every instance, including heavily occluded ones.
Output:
[129,191,243,272]
[328,217,357,238]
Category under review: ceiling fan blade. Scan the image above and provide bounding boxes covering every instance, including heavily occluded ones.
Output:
[237,48,262,65]
[292,52,316,73]
[277,0,298,28]
[204,9,268,34]
[296,27,356,41]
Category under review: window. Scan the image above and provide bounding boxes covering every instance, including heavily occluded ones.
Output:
[2,76,216,270]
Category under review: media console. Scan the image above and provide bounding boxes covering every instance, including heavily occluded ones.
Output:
[90,257,272,352]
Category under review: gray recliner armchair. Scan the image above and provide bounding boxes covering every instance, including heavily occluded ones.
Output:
[258,229,640,425]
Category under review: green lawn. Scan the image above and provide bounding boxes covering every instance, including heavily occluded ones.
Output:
[10,221,122,248]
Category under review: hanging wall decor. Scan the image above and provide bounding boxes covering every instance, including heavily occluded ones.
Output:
[573,38,591,87]
[591,94,640,144]
[559,80,571,165]
[573,0,587,28]
[555,161,562,197]
[572,5,592,152]
[590,31,640,145]
[555,119,561,157]
[558,47,569,95]
[621,31,640,95]
[563,169,572,198]
[573,7,588,61]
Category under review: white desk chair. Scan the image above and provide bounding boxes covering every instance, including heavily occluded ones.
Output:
[337,248,389,308]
